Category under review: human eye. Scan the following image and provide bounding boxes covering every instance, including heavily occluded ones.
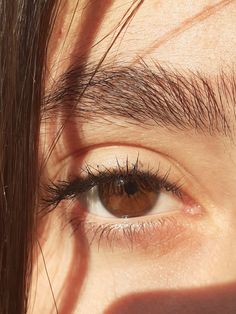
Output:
[44,146,204,252]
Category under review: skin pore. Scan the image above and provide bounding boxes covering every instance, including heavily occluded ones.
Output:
[30,1,236,313]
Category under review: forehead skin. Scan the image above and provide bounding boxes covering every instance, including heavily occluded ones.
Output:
[47,0,236,84]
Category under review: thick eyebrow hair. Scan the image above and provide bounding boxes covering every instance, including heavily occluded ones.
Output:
[44,62,236,138]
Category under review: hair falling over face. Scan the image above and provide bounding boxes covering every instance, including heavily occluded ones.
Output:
[0,1,145,313]
[0,1,59,313]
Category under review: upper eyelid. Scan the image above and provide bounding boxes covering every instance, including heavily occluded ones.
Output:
[43,61,234,139]
[42,159,185,212]
[41,141,214,221]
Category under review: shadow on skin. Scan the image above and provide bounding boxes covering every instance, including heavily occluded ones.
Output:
[69,0,114,66]
[104,282,236,314]
[53,1,116,309]
[58,222,89,314]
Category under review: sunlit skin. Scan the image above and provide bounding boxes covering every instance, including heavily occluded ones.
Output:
[29,1,236,313]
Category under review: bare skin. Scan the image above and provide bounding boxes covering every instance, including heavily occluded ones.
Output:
[29,1,236,313]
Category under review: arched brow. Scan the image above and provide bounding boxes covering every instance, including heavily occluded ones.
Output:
[44,61,236,139]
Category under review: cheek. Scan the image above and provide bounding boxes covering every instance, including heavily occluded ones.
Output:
[75,231,236,312]
[29,213,87,314]
[29,207,236,314]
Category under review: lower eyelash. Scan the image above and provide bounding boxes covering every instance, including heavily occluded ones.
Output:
[68,211,186,253]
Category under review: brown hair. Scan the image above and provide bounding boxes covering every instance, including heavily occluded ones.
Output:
[0,1,57,313]
[0,1,144,313]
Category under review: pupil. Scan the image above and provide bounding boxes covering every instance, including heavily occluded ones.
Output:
[124,180,138,196]
[98,177,159,218]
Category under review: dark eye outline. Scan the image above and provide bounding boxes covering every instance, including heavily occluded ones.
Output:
[42,158,183,213]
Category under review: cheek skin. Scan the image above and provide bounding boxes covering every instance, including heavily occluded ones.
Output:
[74,228,235,313]
[29,203,236,314]
[29,213,87,314]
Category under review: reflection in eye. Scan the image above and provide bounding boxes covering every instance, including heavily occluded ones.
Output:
[97,176,160,218]
[45,157,183,215]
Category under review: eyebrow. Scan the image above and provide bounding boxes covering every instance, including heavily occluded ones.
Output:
[44,62,236,138]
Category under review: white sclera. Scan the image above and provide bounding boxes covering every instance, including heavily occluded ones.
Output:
[83,186,184,219]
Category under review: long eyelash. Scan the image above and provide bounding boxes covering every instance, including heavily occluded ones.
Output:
[42,158,183,211]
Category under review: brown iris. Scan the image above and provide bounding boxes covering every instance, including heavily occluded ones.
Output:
[98,177,159,218]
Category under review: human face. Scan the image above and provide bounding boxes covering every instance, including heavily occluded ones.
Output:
[30,1,236,313]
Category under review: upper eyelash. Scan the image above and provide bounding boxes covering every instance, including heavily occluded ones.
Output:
[42,159,183,210]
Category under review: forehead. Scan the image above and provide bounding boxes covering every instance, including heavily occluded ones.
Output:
[47,0,236,82]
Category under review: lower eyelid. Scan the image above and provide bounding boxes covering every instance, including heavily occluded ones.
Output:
[68,209,202,255]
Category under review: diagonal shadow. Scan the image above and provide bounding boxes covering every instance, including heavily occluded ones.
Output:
[104,282,236,314]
